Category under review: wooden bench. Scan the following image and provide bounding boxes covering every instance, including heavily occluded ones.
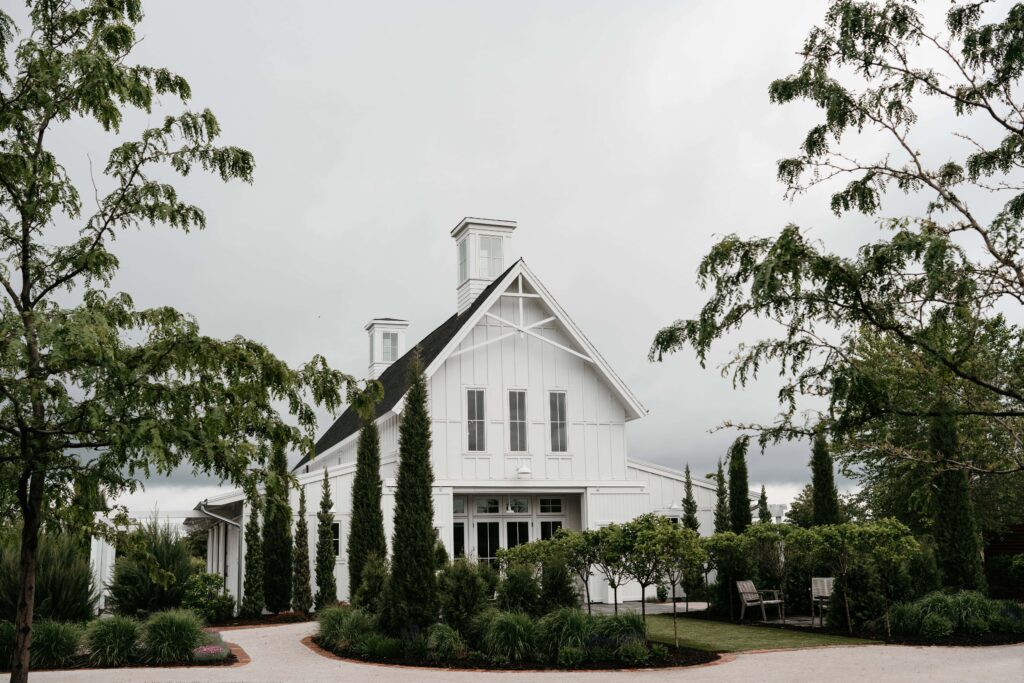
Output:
[736,580,785,622]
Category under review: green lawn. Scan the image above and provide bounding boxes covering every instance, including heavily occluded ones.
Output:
[647,615,875,653]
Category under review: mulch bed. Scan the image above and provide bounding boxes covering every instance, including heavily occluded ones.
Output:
[306,635,718,671]
[11,648,243,672]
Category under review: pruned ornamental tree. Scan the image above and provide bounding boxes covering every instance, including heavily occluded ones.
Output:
[346,380,386,601]
[649,0,1024,476]
[0,3,350,679]
[384,351,437,634]
[262,445,292,614]
[810,431,841,526]
[712,460,729,533]
[291,486,313,615]
[593,523,630,615]
[621,514,666,622]
[681,464,700,532]
[240,498,265,619]
[657,522,705,646]
[314,470,337,610]
[551,527,598,615]
[727,438,752,534]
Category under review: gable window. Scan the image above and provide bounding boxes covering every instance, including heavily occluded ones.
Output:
[479,236,503,278]
[467,389,486,452]
[382,332,399,362]
[331,522,341,557]
[539,498,562,514]
[458,238,468,283]
[549,391,568,452]
[508,390,527,452]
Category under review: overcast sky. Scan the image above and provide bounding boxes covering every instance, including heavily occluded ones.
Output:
[28,0,990,512]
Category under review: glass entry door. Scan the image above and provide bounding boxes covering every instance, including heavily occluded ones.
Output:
[477,521,500,566]
[506,521,529,548]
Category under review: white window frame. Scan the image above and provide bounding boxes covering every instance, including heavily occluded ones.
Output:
[382,331,399,363]
[507,496,530,514]
[539,497,563,514]
[453,496,467,516]
[475,497,500,515]
[479,235,503,279]
[548,390,568,453]
[507,389,528,453]
[458,237,468,283]
[331,522,341,558]
[466,388,487,453]
[539,519,564,541]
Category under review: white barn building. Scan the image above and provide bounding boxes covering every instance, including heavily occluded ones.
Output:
[192,218,732,605]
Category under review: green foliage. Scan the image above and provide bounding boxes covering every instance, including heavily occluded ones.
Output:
[483,611,538,662]
[497,565,540,615]
[810,431,840,526]
[888,591,1024,641]
[539,559,578,612]
[477,561,500,599]
[555,644,585,667]
[757,486,771,524]
[550,529,597,612]
[28,621,82,669]
[682,464,701,532]
[0,621,14,671]
[727,438,752,533]
[316,606,350,646]
[383,352,437,634]
[621,514,671,619]
[140,609,204,664]
[705,531,753,618]
[437,557,487,632]
[240,500,265,618]
[0,531,97,622]
[182,573,235,625]
[355,633,403,660]
[467,607,501,651]
[347,381,387,598]
[291,487,313,615]
[85,615,139,667]
[314,471,337,611]
[593,524,630,610]
[537,607,593,659]
[262,445,293,614]
[713,460,730,533]
[191,632,230,663]
[352,552,389,616]
[426,623,467,660]
[109,521,194,618]
[595,612,647,645]
[614,638,649,666]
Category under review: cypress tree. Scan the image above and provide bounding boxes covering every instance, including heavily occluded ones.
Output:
[347,382,387,599]
[315,470,337,610]
[713,459,730,533]
[728,437,752,533]
[262,445,293,613]
[810,430,841,526]
[757,486,771,523]
[240,499,264,618]
[930,411,986,591]
[681,464,700,532]
[384,350,437,634]
[292,486,313,614]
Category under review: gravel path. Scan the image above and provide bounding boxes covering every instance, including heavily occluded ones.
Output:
[29,621,1024,683]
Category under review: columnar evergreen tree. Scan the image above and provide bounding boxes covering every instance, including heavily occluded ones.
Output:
[930,412,986,591]
[262,446,292,614]
[757,486,771,523]
[810,430,840,526]
[713,460,730,533]
[291,486,313,615]
[240,500,265,619]
[384,351,437,634]
[314,470,337,610]
[728,438,752,533]
[347,381,387,599]
[681,464,700,532]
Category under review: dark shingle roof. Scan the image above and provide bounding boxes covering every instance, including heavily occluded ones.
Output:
[294,260,520,471]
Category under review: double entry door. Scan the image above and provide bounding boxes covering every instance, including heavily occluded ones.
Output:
[472,518,563,565]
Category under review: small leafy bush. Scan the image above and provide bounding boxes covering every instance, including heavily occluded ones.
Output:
[0,620,14,671]
[182,573,235,624]
[539,560,578,613]
[649,643,669,662]
[86,615,139,667]
[355,633,403,660]
[317,606,350,645]
[656,584,669,602]
[497,565,540,615]
[437,558,487,632]
[29,620,82,669]
[477,562,500,598]
[484,611,537,662]
[109,522,194,617]
[141,609,204,664]
[426,623,466,660]
[556,645,585,667]
[615,639,649,666]
[537,607,593,658]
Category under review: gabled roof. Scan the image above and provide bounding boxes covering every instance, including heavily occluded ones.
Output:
[295,258,647,471]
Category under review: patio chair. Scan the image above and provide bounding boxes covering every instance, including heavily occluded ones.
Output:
[810,577,834,628]
[736,580,785,623]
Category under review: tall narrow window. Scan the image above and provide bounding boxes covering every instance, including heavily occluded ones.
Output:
[458,238,468,283]
[467,389,486,452]
[508,390,527,452]
[382,332,398,362]
[549,391,567,452]
[331,522,341,557]
[479,236,503,278]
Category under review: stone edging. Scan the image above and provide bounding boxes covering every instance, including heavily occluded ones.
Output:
[300,634,724,673]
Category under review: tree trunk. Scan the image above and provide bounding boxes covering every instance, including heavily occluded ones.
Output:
[584,576,592,616]
[671,584,678,648]
[613,585,618,615]
[640,584,647,623]
[11,469,45,683]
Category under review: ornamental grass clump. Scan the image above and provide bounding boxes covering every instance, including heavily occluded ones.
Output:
[141,609,204,664]
[887,591,1024,641]
[483,611,538,663]
[0,531,98,623]
[426,623,467,661]
[86,615,140,667]
[355,633,403,660]
[537,607,594,659]
[28,621,82,669]
[316,606,350,646]
[594,612,646,646]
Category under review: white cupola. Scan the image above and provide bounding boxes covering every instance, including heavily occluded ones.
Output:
[365,318,409,379]
[451,217,516,314]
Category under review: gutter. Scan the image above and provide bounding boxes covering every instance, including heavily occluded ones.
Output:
[199,500,243,608]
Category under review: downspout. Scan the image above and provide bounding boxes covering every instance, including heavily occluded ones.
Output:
[200,501,244,608]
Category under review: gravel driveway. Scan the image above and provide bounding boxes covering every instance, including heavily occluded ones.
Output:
[28,621,1024,683]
